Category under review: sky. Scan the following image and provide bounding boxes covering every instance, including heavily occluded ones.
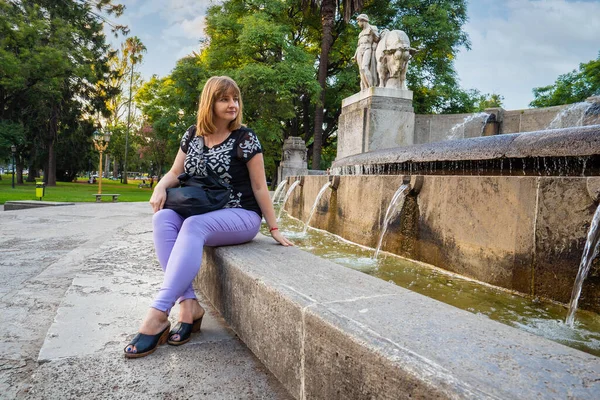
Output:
[105,0,600,110]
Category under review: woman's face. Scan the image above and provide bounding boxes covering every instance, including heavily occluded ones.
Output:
[213,90,239,124]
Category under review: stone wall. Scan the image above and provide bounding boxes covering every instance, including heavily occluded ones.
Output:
[412,101,600,146]
[413,105,567,144]
[284,175,600,312]
[196,235,600,400]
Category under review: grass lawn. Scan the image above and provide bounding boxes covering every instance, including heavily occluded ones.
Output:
[0,174,153,204]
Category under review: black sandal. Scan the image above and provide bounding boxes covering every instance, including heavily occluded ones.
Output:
[168,314,204,346]
[124,323,171,358]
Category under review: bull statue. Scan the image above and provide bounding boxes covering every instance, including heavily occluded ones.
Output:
[375,29,416,90]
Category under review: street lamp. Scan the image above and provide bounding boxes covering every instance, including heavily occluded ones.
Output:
[93,129,111,195]
[11,145,16,189]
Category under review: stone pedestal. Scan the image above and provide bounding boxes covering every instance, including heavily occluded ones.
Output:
[277,137,308,183]
[337,87,414,160]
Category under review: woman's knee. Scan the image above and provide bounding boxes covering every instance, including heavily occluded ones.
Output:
[153,208,183,228]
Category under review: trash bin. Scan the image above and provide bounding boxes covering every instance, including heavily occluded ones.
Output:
[36,181,45,200]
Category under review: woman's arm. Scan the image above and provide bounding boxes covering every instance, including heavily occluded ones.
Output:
[247,153,293,246]
[149,149,186,213]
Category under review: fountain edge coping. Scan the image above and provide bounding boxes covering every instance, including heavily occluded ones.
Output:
[331,124,600,168]
[194,234,600,400]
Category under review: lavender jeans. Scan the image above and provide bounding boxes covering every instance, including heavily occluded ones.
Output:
[151,207,261,312]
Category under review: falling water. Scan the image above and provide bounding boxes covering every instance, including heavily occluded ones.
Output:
[303,182,332,234]
[446,113,490,140]
[565,204,600,326]
[272,180,287,203]
[373,184,410,259]
[277,180,301,221]
[547,102,592,129]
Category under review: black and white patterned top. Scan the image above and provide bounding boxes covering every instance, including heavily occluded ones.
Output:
[180,125,263,216]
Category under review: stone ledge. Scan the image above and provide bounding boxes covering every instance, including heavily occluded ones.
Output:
[4,200,75,211]
[342,87,413,107]
[195,234,600,400]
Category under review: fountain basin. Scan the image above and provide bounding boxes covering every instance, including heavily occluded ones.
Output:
[195,235,600,399]
[284,174,600,312]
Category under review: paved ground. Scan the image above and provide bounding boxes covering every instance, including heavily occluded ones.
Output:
[0,202,291,399]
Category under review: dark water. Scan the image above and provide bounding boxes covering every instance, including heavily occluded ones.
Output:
[266,211,600,357]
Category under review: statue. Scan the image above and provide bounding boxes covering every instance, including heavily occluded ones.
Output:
[375,29,416,90]
[352,14,379,90]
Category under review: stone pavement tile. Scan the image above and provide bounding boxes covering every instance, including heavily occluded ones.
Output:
[28,340,292,400]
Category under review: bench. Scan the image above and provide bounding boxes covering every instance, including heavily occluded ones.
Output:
[92,194,120,203]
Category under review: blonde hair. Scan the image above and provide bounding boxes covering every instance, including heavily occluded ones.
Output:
[196,76,243,136]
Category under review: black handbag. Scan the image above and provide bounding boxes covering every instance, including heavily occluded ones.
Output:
[164,168,233,218]
[163,132,234,218]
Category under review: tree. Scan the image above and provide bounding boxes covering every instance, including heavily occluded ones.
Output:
[102,40,145,178]
[122,36,146,184]
[196,0,321,179]
[530,53,600,107]
[0,0,125,185]
[475,92,503,111]
[302,0,366,169]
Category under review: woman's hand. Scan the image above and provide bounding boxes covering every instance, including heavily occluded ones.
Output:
[271,229,294,246]
[149,187,167,213]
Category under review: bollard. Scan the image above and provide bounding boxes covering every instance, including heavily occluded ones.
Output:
[35,181,45,200]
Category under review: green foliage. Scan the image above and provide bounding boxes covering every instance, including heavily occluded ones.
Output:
[135,0,321,180]
[0,0,125,185]
[474,92,503,111]
[530,53,600,108]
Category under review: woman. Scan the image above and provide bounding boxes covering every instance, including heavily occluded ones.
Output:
[124,76,293,358]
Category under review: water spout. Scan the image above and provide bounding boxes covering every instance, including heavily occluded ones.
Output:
[374,183,410,259]
[272,180,288,203]
[277,180,301,221]
[303,182,333,234]
[565,203,600,326]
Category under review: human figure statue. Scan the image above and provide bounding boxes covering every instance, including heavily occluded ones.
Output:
[353,14,379,90]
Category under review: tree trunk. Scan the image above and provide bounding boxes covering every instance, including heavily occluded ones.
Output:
[312,0,336,170]
[44,106,59,186]
[16,156,23,184]
[45,139,56,185]
[303,94,312,144]
[123,61,135,185]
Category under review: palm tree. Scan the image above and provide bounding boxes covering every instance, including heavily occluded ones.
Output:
[303,0,365,169]
[123,36,146,184]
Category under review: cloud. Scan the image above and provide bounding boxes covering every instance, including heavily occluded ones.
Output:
[454,0,600,110]
[129,0,212,25]
[163,15,207,40]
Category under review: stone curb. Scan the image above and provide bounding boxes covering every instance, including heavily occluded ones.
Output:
[195,234,600,400]
[4,200,75,211]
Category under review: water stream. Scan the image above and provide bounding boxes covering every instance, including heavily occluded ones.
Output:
[303,182,332,234]
[268,210,600,357]
[277,180,301,221]
[446,112,490,140]
[566,203,600,326]
[547,102,592,129]
[272,180,288,203]
[374,184,410,259]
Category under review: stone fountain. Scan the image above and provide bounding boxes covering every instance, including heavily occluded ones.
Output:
[281,15,600,315]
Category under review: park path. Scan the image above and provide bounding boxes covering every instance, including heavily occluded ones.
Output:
[0,202,290,399]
